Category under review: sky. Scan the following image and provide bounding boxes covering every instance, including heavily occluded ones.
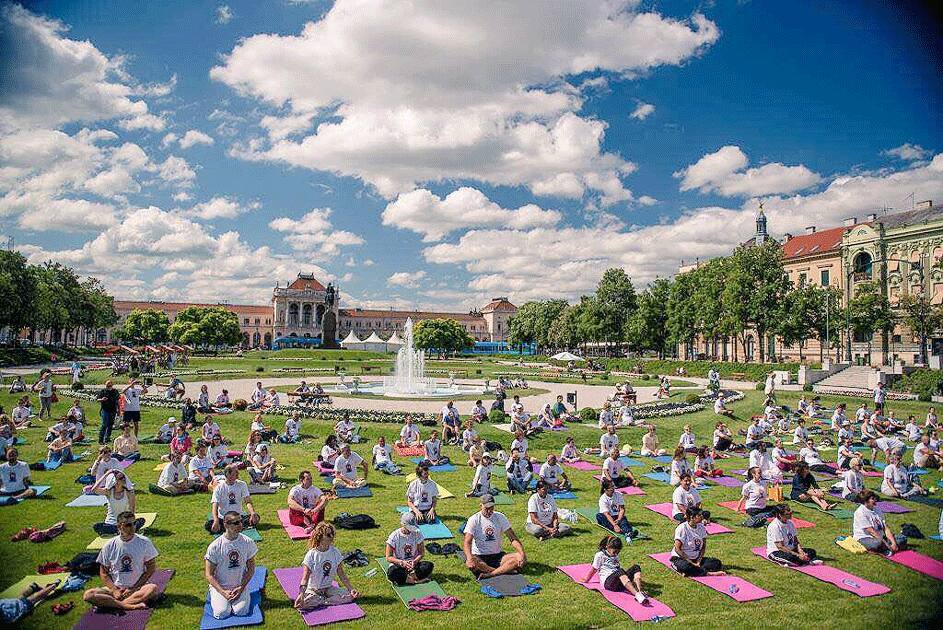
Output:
[1,0,942,310]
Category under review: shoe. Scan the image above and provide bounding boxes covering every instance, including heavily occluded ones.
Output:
[11,527,37,542]
[810,559,824,565]
[635,591,647,604]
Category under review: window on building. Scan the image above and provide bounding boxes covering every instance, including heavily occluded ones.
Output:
[244,318,249,325]
[820,269,830,286]
[255,318,260,325]
[798,273,807,287]
[893,334,902,343]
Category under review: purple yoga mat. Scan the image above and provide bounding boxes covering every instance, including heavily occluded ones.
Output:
[644,503,733,534]
[709,476,742,488]
[74,569,174,630]
[118,459,135,469]
[565,461,601,471]
[557,564,675,621]
[273,567,366,626]
[750,547,889,597]
[591,476,646,495]
[648,553,772,602]
[887,550,943,581]
[875,501,913,514]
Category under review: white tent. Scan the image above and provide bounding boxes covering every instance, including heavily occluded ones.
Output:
[551,351,583,362]
[362,331,387,352]
[385,332,405,348]
[340,330,366,350]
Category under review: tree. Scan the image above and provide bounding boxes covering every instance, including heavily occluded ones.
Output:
[846,281,895,362]
[693,258,728,360]
[627,278,672,357]
[509,300,569,351]
[30,263,79,343]
[593,268,638,352]
[548,303,584,350]
[77,277,118,345]
[897,293,943,365]
[0,250,35,340]
[667,270,699,359]
[412,318,475,355]
[119,309,170,345]
[168,306,243,348]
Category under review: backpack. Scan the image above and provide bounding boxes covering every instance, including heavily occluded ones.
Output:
[901,523,924,539]
[742,514,768,528]
[66,552,100,576]
[333,513,377,530]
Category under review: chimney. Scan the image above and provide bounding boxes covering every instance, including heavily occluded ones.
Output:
[843,217,857,227]
[867,212,878,222]
[805,226,816,234]
[916,199,933,211]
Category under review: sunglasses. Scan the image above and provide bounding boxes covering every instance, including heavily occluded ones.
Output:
[224,520,242,526]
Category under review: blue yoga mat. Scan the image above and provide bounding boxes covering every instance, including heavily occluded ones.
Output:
[41,458,63,471]
[393,508,454,539]
[335,486,373,498]
[618,456,644,467]
[642,472,671,484]
[651,455,674,464]
[408,458,457,473]
[929,535,942,541]
[0,485,50,507]
[66,493,108,507]
[200,566,267,630]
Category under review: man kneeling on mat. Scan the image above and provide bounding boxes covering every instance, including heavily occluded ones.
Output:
[385,512,434,585]
[526,480,572,539]
[83,511,161,611]
[205,510,258,619]
[766,504,818,565]
[463,494,526,579]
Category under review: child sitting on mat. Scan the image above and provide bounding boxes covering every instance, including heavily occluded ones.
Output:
[560,436,581,463]
[295,523,359,610]
[583,535,650,604]
[466,453,495,498]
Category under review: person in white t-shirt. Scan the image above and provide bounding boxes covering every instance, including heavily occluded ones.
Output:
[187,442,215,491]
[467,454,495,497]
[798,438,831,472]
[406,465,439,523]
[913,434,942,470]
[396,417,421,448]
[881,453,926,498]
[832,458,865,502]
[538,454,570,492]
[525,481,571,539]
[560,436,580,463]
[598,402,615,430]
[602,448,637,490]
[281,413,301,444]
[463,494,526,578]
[736,466,772,518]
[583,535,649,603]
[441,401,461,445]
[385,512,434,585]
[713,396,734,418]
[669,508,726,577]
[598,426,619,455]
[332,444,368,489]
[669,447,693,486]
[505,448,532,494]
[121,379,147,436]
[869,435,906,465]
[830,404,847,432]
[288,471,332,531]
[204,511,258,619]
[207,464,259,534]
[295,523,359,610]
[853,490,903,555]
[671,473,704,522]
[641,424,667,457]
[766,504,817,565]
[82,512,160,611]
[156,418,176,444]
[744,417,765,451]
[333,414,357,444]
[0,448,35,499]
[597,480,635,537]
[319,435,340,469]
[248,444,277,484]
[371,436,401,474]
[904,415,922,442]
[461,420,479,453]
[157,451,193,495]
[749,443,775,480]
[836,437,855,471]
[678,426,697,452]
[510,430,537,464]
[421,430,450,467]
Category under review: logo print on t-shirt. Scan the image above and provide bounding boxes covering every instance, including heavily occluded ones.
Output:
[228,550,240,569]
[119,554,133,573]
[321,561,332,576]
[403,544,413,559]
[484,526,495,541]
[302,496,309,508]
[541,501,549,511]
[8,471,15,482]
[346,464,352,473]
[228,491,236,505]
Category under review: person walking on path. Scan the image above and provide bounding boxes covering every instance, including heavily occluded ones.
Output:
[97,380,121,445]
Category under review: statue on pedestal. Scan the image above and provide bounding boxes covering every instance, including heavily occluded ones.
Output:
[320,282,340,349]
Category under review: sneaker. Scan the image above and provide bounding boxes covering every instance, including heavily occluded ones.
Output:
[635,591,647,604]
[883,549,895,557]
[810,559,824,565]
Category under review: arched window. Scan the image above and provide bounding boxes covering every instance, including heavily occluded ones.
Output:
[302,304,313,326]
[853,252,873,278]
[252,332,261,346]
[745,336,756,361]
[288,303,300,326]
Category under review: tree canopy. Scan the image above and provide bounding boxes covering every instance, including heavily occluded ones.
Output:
[168,306,243,347]
[119,309,170,345]
[412,318,475,354]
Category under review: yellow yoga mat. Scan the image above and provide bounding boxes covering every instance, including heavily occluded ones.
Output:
[403,473,455,499]
[86,513,158,550]
[153,462,169,472]
[0,573,64,599]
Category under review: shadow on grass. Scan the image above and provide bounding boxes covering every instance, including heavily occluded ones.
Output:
[144,527,174,538]
[161,592,204,608]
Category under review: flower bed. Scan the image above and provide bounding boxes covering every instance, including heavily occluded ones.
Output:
[260,404,436,425]
[153,369,247,377]
[813,386,917,401]
[271,367,337,373]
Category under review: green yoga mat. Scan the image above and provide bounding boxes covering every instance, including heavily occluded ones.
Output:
[810,505,855,519]
[0,573,63,599]
[375,558,447,607]
[492,492,513,505]
[574,507,607,531]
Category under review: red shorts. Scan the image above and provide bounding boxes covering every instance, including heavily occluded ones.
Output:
[289,508,323,527]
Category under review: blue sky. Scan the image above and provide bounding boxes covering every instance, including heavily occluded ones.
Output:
[1,0,941,309]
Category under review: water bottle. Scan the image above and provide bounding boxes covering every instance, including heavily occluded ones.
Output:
[728,584,739,594]
[842,578,860,589]
[363,568,377,578]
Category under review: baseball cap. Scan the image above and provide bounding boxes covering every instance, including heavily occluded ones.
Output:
[400,512,418,530]
[480,494,496,507]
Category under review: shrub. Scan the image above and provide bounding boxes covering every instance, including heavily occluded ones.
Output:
[803,384,814,392]
[684,393,700,404]
[488,409,507,423]
[755,382,765,390]
[255,366,264,372]
[640,373,651,381]
[233,399,248,411]
[919,392,932,402]
[578,407,597,423]
[600,373,609,380]
[893,368,943,401]
[71,382,84,391]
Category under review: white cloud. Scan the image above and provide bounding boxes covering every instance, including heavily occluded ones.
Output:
[172,191,192,202]
[382,187,562,241]
[158,156,196,187]
[268,208,364,257]
[215,5,233,25]
[362,258,375,266]
[212,0,719,203]
[884,143,931,162]
[630,102,655,120]
[259,113,313,141]
[675,145,822,197]
[178,130,214,149]
[118,112,166,132]
[188,196,259,220]
[388,271,427,288]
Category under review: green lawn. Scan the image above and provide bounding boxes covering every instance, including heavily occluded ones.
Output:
[1,389,941,629]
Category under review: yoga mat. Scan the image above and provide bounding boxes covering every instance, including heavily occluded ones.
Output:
[247,484,278,495]
[87,513,158,549]
[617,457,644,468]
[651,455,673,464]
[277,509,311,540]
[642,472,671,484]
[592,476,646,496]
[395,445,425,457]
[572,507,643,538]
[644,503,733,534]
[709,476,742,488]
[930,535,942,541]
[808,505,856,519]
[648,553,773,602]
[335,486,373,498]
[394,507,455,539]
[886,550,943,581]
[153,462,169,472]
[715,502,814,528]
[479,573,532,597]
[565,461,601,471]
[404,474,455,499]
[409,458,457,473]
[492,423,515,434]
[751,547,889,597]
[200,566,267,629]
[557,564,675,621]
[0,572,64,599]
[875,501,913,514]
[0,485,53,506]
[66,493,108,507]
[42,458,63,470]
[118,459,135,469]
[273,567,366,626]
[904,495,943,507]
[375,558,447,608]
[492,492,513,505]
[74,569,174,630]
[211,528,261,542]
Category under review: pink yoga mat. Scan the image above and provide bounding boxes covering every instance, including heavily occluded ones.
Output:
[592,476,646,495]
[825,463,881,477]
[74,569,174,630]
[648,553,773,602]
[715,501,815,528]
[277,509,311,540]
[644,503,733,534]
[394,445,424,457]
[273,567,366,625]
[709,476,742,488]
[557,564,675,621]
[874,501,913,514]
[886,550,943,581]
[750,547,889,597]
[565,461,601,471]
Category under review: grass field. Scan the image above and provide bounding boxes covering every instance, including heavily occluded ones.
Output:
[1,387,941,629]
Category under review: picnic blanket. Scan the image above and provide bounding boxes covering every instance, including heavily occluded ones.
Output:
[394,445,425,458]
[556,564,675,621]
[648,553,773,602]
[273,567,366,626]
[751,547,888,596]
[74,569,174,630]
[375,558,449,609]
[199,566,267,630]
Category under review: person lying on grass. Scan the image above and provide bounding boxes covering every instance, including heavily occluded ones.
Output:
[790,461,836,510]
[207,464,260,534]
[83,511,161,611]
[853,490,906,556]
[295,523,359,610]
[0,447,35,500]
[583,535,649,604]
[91,469,144,535]
[205,510,258,620]
[463,493,526,579]
[332,443,368,489]
[766,504,818,566]
[526,480,572,540]
[669,507,726,577]
[386,512,434,586]
[288,470,332,531]
[407,464,439,523]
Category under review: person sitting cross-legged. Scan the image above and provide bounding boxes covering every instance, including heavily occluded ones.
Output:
[420,430,450,467]
[294,523,360,610]
[396,416,421,448]
[82,511,161,611]
[505,448,532,494]
[0,447,36,500]
[157,451,194,495]
[669,507,727,577]
[204,510,258,620]
[288,470,332,532]
[332,444,368,489]
[385,512,434,585]
[463,494,526,579]
[406,465,439,524]
[853,490,906,556]
[538,453,571,492]
[525,480,572,540]
[371,436,401,475]
[206,464,260,534]
[766,504,818,566]
[596,480,637,539]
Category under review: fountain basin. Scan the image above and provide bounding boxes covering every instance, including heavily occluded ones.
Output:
[324,380,487,398]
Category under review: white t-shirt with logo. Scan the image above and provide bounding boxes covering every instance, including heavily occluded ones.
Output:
[0,461,30,493]
[386,528,424,560]
[158,462,187,487]
[472,464,492,492]
[766,518,798,554]
[302,545,343,591]
[527,493,558,526]
[334,452,363,481]
[600,433,618,453]
[603,457,624,480]
[510,437,528,456]
[212,480,250,519]
[882,464,909,494]
[598,491,624,518]
[400,425,420,442]
[853,505,886,540]
[424,439,441,461]
[407,478,438,511]
[592,550,621,585]
[465,510,510,555]
[123,387,143,412]
[505,458,529,479]
[372,444,392,465]
[671,485,701,518]
[188,456,214,480]
[539,463,564,486]
[97,534,159,588]
[289,484,323,510]
[671,521,707,560]
[205,533,258,588]
[741,479,767,510]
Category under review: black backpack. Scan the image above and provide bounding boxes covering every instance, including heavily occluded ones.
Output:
[901,523,924,539]
[67,552,100,576]
[333,513,377,530]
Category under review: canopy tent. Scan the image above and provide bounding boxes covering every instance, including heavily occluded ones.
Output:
[551,351,584,362]
[362,331,387,353]
[340,330,366,350]
[385,332,405,348]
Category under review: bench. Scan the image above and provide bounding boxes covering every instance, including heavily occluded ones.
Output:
[730,372,746,381]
